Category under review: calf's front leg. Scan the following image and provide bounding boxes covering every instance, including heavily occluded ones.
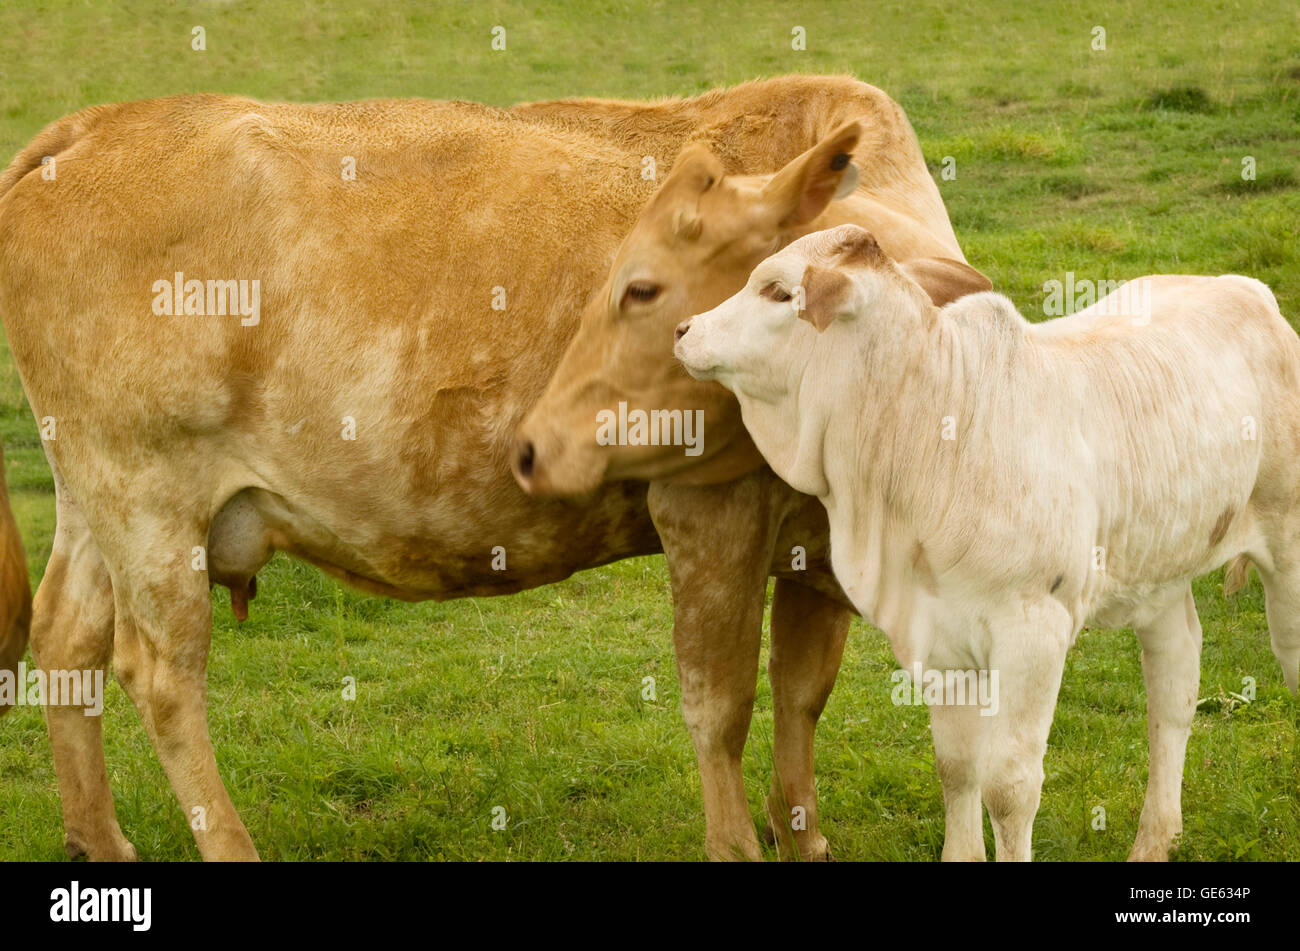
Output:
[981,601,1072,861]
[1130,587,1202,861]
[930,700,987,861]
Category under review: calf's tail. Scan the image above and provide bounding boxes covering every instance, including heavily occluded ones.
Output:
[1223,554,1251,598]
[1224,553,1300,695]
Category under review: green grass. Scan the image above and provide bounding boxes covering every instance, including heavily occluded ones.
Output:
[0,0,1298,860]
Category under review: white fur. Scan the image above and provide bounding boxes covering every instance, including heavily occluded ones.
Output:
[676,224,1300,861]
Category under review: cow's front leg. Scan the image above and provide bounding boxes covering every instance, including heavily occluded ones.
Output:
[649,476,776,861]
[765,578,850,860]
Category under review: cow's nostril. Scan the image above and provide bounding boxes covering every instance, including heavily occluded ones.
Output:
[516,440,536,479]
[674,320,691,342]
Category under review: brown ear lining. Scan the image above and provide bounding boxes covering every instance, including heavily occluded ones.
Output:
[829,227,884,268]
[897,257,993,307]
[767,121,864,228]
[799,264,854,332]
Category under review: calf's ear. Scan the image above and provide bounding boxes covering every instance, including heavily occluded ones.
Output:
[799,265,857,333]
[761,121,863,229]
[897,257,992,307]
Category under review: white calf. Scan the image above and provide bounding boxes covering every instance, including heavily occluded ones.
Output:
[674,223,1300,861]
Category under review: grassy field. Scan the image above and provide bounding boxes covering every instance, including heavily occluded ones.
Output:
[0,0,1297,860]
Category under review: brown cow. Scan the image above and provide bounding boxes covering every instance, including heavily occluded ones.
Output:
[0,76,980,861]
[0,445,32,715]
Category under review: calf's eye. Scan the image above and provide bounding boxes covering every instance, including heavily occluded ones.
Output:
[771,288,793,303]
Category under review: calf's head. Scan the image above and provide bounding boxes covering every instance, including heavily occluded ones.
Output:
[673,224,988,495]
[513,122,866,495]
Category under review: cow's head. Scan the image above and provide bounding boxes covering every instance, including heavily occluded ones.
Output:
[513,121,867,495]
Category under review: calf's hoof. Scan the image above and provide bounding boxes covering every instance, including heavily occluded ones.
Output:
[1127,832,1176,862]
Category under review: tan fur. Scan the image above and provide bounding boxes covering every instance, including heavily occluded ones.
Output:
[516,82,985,494]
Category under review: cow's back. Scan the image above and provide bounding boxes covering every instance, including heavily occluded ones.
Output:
[514,75,963,261]
[0,96,665,598]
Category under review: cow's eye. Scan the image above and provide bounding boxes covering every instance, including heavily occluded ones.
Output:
[771,287,792,303]
[623,281,661,306]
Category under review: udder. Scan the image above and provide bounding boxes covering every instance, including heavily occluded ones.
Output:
[208,490,275,620]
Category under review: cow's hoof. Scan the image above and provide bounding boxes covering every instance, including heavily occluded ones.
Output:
[770,827,833,862]
[65,833,138,862]
[705,837,764,862]
[793,834,833,862]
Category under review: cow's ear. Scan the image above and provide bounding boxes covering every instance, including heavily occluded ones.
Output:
[761,121,862,229]
[667,142,726,195]
[799,264,857,332]
[897,257,992,307]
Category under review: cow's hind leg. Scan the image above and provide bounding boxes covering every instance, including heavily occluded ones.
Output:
[765,578,849,861]
[1130,587,1201,861]
[31,491,134,861]
[101,512,258,861]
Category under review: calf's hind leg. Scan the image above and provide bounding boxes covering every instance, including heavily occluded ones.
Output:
[1256,551,1300,696]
